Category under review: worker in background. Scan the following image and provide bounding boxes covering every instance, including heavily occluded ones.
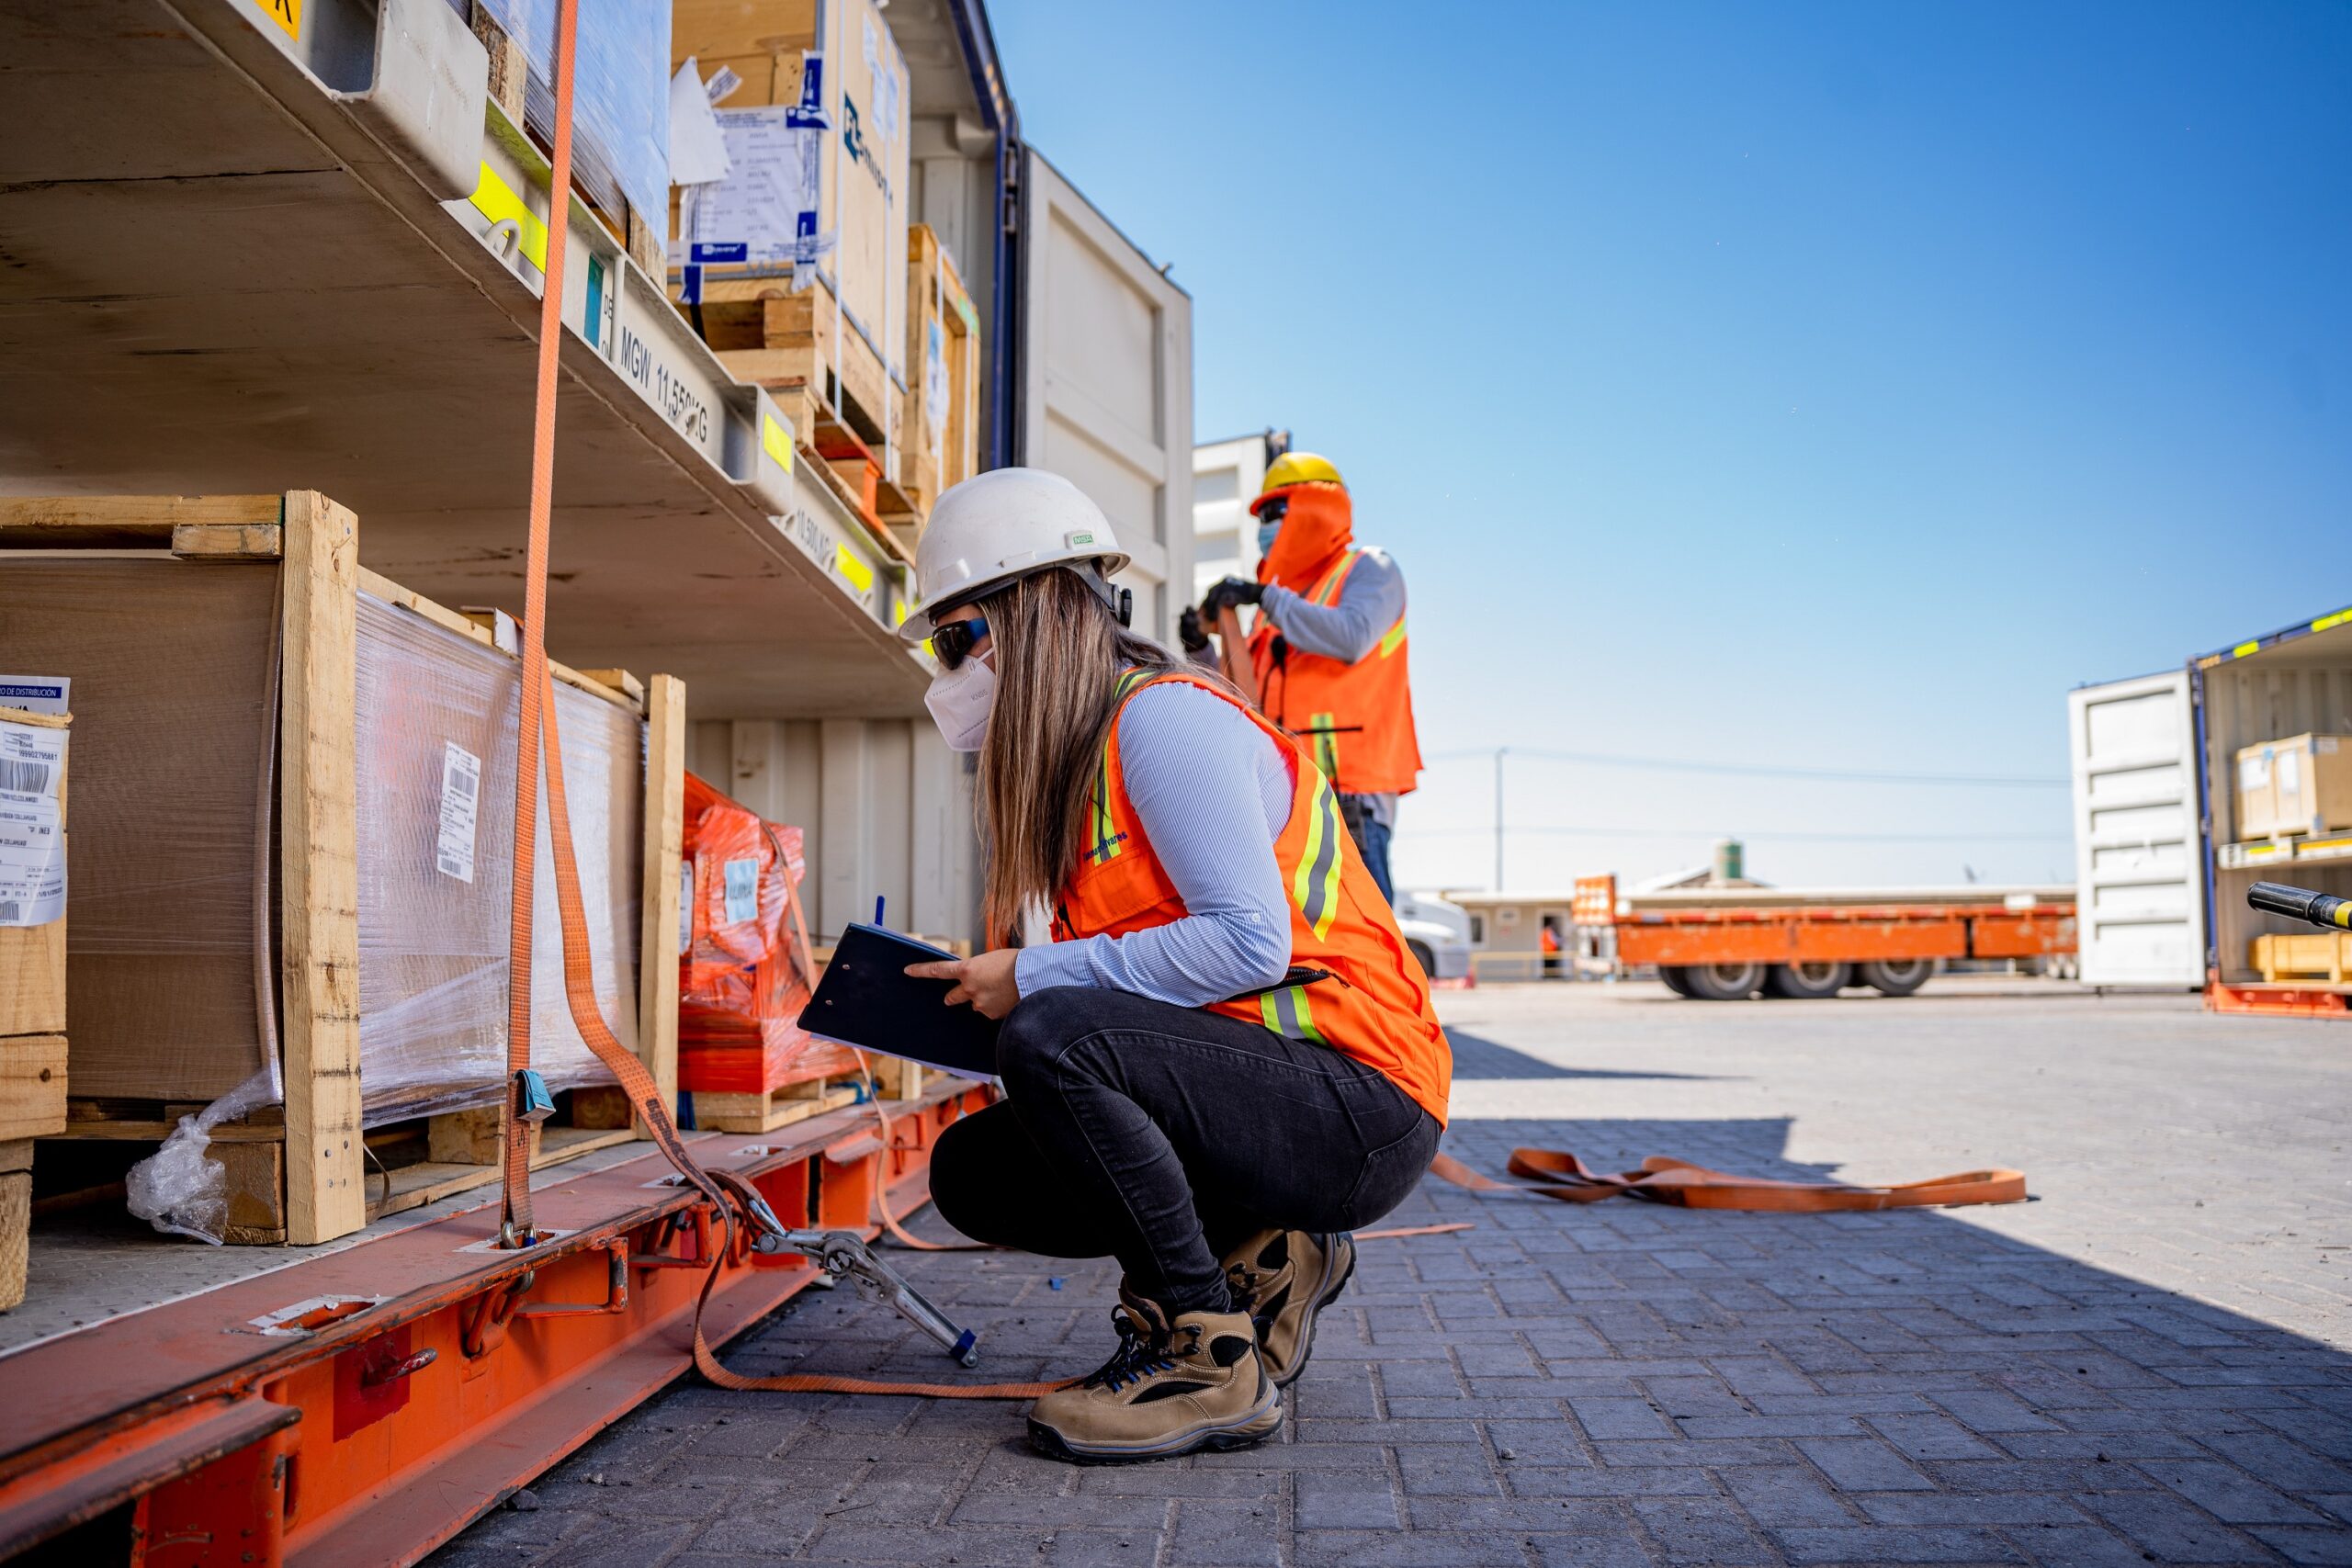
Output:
[895,469,1451,1463]
[1196,453,1421,904]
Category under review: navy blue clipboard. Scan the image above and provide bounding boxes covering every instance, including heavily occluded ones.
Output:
[802,923,1001,1078]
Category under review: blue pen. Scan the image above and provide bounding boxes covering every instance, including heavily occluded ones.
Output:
[874,896,886,929]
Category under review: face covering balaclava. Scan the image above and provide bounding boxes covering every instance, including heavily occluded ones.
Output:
[1255,482,1353,592]
[924,653,996,751]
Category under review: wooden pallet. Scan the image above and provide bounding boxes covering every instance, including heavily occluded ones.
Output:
[685,279,919,555]
[40,1089,644,1241]
[682,1055,930,1135]
[2251,931,2352,984]
[898,224,982,538]
[2,494,687,1244]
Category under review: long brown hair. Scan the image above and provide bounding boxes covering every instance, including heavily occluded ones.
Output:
[974,568,1220,940]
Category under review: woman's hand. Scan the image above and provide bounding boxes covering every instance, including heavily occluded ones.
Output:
[907,949,1022,1021]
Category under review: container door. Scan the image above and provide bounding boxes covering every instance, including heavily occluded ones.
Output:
[2068,670,2206,987]
[1016,148,1193,645]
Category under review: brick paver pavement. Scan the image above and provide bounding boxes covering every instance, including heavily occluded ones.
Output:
[433,979,2352,1566]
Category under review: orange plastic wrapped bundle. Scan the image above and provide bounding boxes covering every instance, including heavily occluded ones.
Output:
[677,773,856,1093]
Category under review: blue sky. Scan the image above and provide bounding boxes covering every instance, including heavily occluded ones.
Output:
[991,1,2352,892]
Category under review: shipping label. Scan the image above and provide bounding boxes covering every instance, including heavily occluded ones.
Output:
[435,741,483,883]
[0,719,66,926]
[724,857,760,927]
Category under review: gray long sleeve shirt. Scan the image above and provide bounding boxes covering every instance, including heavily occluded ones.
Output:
[1013,682,1296,1007]
[1257,547,1406,664]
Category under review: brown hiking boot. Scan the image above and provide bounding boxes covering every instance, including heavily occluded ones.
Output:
[1223,1229,1356,1387]
[1027,1296,1281,1463]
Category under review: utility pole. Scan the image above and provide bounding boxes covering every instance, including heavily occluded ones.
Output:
[1492,747,1507,891]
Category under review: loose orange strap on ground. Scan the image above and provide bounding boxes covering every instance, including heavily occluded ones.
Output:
[1429,1149,2027,1211]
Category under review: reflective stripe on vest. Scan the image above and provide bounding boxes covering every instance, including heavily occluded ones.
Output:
[1248,550,1423,796]
[1051,669,1453,1126]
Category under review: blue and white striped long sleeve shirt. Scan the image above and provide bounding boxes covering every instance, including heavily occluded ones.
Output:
[1012,682,1295,1007]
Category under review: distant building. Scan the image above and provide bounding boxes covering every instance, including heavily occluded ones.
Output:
[1191,431,1289,605]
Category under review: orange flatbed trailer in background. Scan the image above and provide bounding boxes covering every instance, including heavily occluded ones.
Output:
[1570,876,2077,1000]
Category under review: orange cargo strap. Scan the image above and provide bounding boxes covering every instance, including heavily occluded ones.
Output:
[1429,1149,2028,1212]
[492,0,1060,1403]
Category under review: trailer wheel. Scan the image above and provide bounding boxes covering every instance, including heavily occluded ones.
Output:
[1858,957,1934,997]
[1681,961,1767,1000]
[1763,961,1851,999]
[1657,965,1696,997]
[1407,940,1436,976]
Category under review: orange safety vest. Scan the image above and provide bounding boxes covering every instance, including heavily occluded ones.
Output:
[1250,550,1424,796]
[1050,670,1452,1126]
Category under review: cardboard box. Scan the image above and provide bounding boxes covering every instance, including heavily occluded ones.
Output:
[2235,735,2352,840]
[671,0,911,443]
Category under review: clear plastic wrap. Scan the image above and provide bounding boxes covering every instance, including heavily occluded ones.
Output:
[0,557,642,1122]
[477,0,672,233]
[675,773,853,1094]
[353,593,640,1124]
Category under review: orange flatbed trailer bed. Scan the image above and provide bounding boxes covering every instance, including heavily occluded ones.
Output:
[1570,876,2077,998]
[0,1080,989,1567]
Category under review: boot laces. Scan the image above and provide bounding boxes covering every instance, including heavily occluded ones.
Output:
[1081,1307,1198,1393]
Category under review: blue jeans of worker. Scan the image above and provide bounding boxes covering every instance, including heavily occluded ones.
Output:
[1345,802,1395,905]
[928,987,1440,1315]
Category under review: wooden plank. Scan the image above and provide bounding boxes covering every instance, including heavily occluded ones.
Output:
[0,1168,25,1311]
[427,1106,539,1166]
[215,1139,288,1246]
[169,523,283,559]
[0,1035,66,1142]
[579,668,647,706]
[0,923,64,1039]
[687,1081,858,1134]
[638,674,685,1136]
[568,1087,635,1130]
[364,1125,635,1222]
[279,491,366,1245]
[0,496,282,547]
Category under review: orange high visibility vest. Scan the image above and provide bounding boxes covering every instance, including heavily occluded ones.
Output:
[1050,670,1452,1125]
[1249,550,1423,795]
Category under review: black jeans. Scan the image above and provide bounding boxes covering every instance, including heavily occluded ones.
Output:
[931,987,1442,1316]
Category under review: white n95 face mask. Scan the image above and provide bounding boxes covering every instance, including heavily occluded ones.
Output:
[924,657,997,752]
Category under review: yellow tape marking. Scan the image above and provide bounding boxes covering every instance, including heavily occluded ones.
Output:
[2233,640,2261,659]
[469,164,549,273]
[2313,608,2352,635]
[835,544,875,594]
[762,413,795,473]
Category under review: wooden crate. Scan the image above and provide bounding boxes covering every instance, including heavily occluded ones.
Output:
[897,225,983,536]
[669,0,912,510]
[2252,931,2352,985]
[0,495,686,1245]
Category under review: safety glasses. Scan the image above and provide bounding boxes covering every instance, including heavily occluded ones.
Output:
[1256,496,1288,525]
[932,614,991,671]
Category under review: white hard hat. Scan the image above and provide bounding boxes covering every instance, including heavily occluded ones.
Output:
[898,468,1132,642]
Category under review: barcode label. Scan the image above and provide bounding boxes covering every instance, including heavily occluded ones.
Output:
[723,857,759,926]
[435,742,482,883]
[679,862,695,953]
[0,716,65,926]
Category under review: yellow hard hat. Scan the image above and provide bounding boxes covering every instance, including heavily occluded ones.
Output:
[1256,450,1344,503]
